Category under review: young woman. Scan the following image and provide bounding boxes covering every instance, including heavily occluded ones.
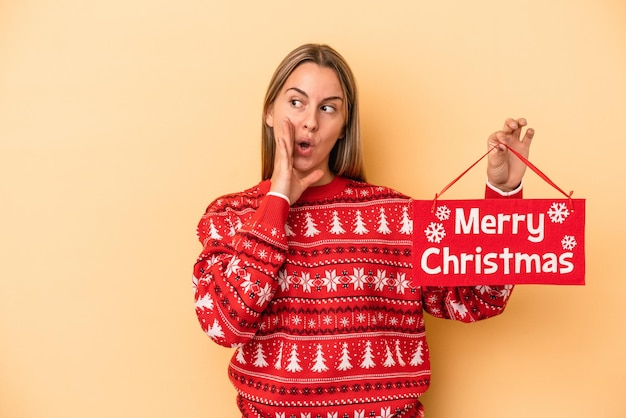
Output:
[193,43,534,418]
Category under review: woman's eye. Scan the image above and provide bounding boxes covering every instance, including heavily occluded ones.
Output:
[320,104,336,113]
[290,99,303,108]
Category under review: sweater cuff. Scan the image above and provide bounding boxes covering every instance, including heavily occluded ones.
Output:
[266,191,291,206]
[243,194,291,248]
[485,181,523,198]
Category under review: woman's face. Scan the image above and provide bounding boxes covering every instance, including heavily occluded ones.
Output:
[265,62,346,185]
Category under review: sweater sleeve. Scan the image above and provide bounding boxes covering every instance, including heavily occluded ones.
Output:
[421,183,521,322]
[192,194,289,346]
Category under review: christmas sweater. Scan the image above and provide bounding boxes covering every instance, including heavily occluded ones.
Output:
[193,176,519,418]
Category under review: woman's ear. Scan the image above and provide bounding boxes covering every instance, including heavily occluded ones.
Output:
[265,105,274,127]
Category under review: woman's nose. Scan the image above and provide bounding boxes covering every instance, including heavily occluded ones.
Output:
[302,109,318,131]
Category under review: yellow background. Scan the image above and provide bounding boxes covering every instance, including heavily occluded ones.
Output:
[1,1,625,417]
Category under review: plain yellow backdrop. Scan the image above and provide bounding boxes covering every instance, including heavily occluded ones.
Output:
[1,1,625,417]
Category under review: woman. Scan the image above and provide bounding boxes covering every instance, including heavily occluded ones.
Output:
[193,43,534,418]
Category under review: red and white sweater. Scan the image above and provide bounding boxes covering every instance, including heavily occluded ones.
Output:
[193,176,518,418]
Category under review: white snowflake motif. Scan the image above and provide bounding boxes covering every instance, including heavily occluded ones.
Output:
[204,254,222,269]
[270,227,279,237]
[424,222,446,243]
[292,315,303,325]
[301,272,314,293]
[377,406,393,418]
[435,205,451,221]
[475,285,492,295]
[257,249,268,260]
[242,240,253,250]
[395,272,411,294]
[548,202,570,224]
[323,315,333,325]
[350,267,368,290]
[356,313,366,323]
[562,235,577,250]
[277,269,290,291]
[225,256,242,277]
[499,285,514,299]
[274,253,284,263]
[340,317,350,327]
[239,272,254,293]
[389,317,399,326]
[308,319,316,328]
[323,269,341,292]
[374,270,387,291]
[256,283,273,306]
[406,316,416,326]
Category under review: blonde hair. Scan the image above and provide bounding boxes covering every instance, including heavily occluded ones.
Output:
[261,44,365,182]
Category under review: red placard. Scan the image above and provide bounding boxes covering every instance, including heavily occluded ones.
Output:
[412,198,585,286]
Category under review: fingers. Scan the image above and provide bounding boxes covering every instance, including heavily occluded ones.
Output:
[280,118,295,155]
[502,118,527,134]
[521,126,535,145]
[274,118,294,166]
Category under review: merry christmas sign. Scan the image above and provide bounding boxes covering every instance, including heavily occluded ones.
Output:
[411,143,585,286]
[412,198,585,286]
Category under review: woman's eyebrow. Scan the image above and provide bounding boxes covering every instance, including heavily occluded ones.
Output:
[286,87,344,102]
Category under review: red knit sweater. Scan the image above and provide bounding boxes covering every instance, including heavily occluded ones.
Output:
[193,176,519,418]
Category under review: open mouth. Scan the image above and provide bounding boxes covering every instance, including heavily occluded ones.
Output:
[297,142,311,150]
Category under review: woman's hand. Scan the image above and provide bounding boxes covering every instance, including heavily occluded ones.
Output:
[487,118,535,192]
[270,118,323,204]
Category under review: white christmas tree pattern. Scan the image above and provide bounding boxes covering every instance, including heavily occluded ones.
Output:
[337,342,353,371]
[285,344,303,372]
[194,293,214,311]
[353,210,369,235]
[311,344,329,372]
[376,207,392,234]
[383,341,396,367]
[235,344,246,364]
[449,300,468,319]
[253,343,269,367]
[435,205,451,221]
[329,210,346,234]
[399,206,413,234]
[285,222,295,236]
[561,235,577,250]
[424,222,446,243]
[206,319,225,340]
[207,219,223,240]
[394,340,406,367]
[410,341,424,366]
[548,202,570,223]
[274,342,284,369]
[360,340,376,369]
[303,212,321,237]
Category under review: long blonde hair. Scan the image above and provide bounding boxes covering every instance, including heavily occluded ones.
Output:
[261,44,365,182]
